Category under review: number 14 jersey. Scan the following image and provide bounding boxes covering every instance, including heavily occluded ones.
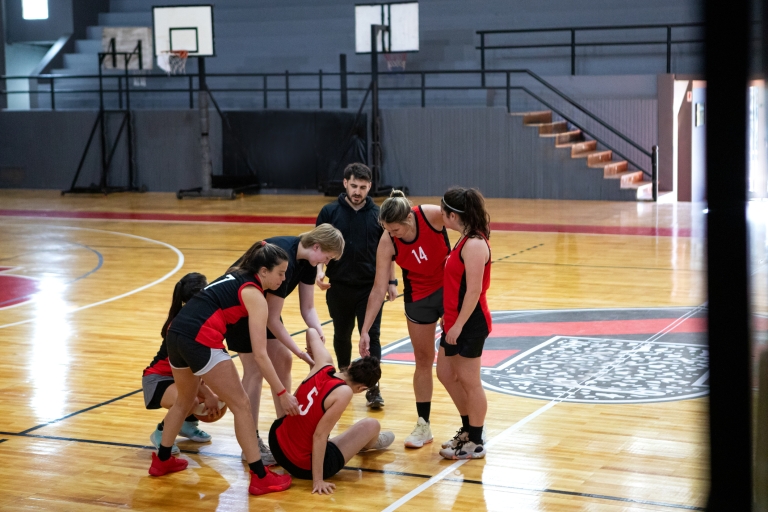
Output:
[391,206,451,303]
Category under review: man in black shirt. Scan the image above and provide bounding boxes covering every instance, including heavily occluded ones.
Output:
[316,163,396,408]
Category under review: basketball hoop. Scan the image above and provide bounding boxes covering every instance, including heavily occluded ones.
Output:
[158,50,189,75]
[384,52,407,72]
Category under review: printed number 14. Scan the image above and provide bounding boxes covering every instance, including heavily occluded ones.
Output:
[411,247,428,263]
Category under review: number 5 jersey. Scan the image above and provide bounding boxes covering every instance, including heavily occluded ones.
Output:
[391,206,451,303]
[274,365,346,470]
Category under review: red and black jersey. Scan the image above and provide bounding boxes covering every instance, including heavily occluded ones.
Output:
[143,339,172,377]
[443,235,492,338]
[168,272,264,349]
[275,365,346,470]
[392,206,451,302]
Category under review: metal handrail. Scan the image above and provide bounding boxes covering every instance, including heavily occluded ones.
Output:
[1,67,655,180]
[477,22,704,76]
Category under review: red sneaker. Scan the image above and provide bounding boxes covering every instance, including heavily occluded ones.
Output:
[248,467,292,496]
[149,452,189,476]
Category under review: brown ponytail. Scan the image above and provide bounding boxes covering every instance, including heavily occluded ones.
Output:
[441,186,491,239]
[161,272,207,338]
[345,356,382,389]
[229,240,289,275]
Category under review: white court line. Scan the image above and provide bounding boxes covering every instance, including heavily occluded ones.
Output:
[381,304,707,511]
[0,225,184,330]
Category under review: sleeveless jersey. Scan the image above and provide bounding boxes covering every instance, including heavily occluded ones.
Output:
[168,272,264,349]
[392,206,450,302]
[143,339,172,377]
[443,235,492,339]
[275,365,346,470]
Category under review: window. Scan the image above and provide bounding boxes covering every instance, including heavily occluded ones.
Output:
[22,0,48,20]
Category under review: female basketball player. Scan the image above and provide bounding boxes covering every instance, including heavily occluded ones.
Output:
[359,190,450,449]
[225,224,345,464]
[149,241,297,497]
[269,328,394,494]
[142,272,224,455]
[436,187,492,460]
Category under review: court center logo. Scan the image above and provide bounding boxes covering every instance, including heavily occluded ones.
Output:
[381,307,709,404]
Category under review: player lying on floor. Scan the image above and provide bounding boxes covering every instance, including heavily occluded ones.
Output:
[268,328,395,495]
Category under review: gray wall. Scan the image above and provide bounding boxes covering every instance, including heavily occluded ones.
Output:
[0,109,221,191]
[0,106,645,200]
[380,107,638,200]
[5,0,73,43]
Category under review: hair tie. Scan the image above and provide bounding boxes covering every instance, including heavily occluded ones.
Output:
[261,240,267,246]
[442,197,464,214]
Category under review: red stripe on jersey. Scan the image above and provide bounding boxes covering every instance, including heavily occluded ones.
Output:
[142,357,173,377]
[443,235,492,336]
[276,365,345,470]
[392,206,450,302]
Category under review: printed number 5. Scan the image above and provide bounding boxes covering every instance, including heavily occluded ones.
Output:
[299,387,318,416]
[411,247,428,263]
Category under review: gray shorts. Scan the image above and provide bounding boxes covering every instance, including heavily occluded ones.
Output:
[404,288,444,325]
[142,373,174,409]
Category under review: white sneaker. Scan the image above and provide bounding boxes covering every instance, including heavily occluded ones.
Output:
[439,439,487,460]
[441,426,485,449]
[404,417,433,448]
[241,437,276,466]
[360,431,395,452]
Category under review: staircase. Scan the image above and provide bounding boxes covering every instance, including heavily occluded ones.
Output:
[519,110,657,201]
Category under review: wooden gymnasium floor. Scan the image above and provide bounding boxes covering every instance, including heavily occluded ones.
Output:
[0,190,725,511]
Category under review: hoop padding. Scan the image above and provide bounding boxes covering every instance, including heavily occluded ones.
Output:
[158,51,189,75]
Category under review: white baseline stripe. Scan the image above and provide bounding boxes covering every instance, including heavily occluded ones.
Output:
[0,225,184,330]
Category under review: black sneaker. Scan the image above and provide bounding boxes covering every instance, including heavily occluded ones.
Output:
[365,385,385,409]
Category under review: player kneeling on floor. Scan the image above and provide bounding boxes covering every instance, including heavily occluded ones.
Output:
[269,328,394,495]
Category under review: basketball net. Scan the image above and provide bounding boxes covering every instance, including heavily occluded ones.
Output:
[384,52,407,72]
[157,50,189,76]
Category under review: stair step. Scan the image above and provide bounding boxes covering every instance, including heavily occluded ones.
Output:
[75,39,103,53]
[538,121,568,137]
[86,26,103,40]
[587,150,612,166]
[627,181,654,200]
[608,170,645,187]
[521,110,552,125]
[598,161,629,176]
[554,130,583,146]
[570,140,597,157]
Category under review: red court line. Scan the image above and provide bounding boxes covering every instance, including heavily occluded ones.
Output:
[489,318,706,338]
[0,209,691,237]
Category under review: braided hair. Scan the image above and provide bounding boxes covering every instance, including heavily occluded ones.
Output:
[161,272,207,338]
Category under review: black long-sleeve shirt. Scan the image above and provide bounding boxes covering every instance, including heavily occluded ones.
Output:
[316,194,382,286]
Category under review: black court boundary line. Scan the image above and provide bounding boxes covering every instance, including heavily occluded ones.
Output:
[0,430,702,511]
[12,318,346,436]
[19,389,144,434]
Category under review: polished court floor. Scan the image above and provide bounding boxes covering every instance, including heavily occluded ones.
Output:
[0,190,750,511]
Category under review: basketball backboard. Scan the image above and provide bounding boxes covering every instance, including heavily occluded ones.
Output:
[102,27,154,70]
[355,2,419,53]
[152,4,215,57]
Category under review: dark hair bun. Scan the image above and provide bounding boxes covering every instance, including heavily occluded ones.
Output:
[346,356,381,389]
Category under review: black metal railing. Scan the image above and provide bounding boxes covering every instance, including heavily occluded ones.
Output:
[0,66,658,198]
[477,22,704,79]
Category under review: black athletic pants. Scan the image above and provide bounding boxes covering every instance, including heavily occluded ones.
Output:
[326,282,382,369]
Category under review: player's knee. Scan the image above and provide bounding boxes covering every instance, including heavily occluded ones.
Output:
[226,390,252,415]
[361,417,380,435]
